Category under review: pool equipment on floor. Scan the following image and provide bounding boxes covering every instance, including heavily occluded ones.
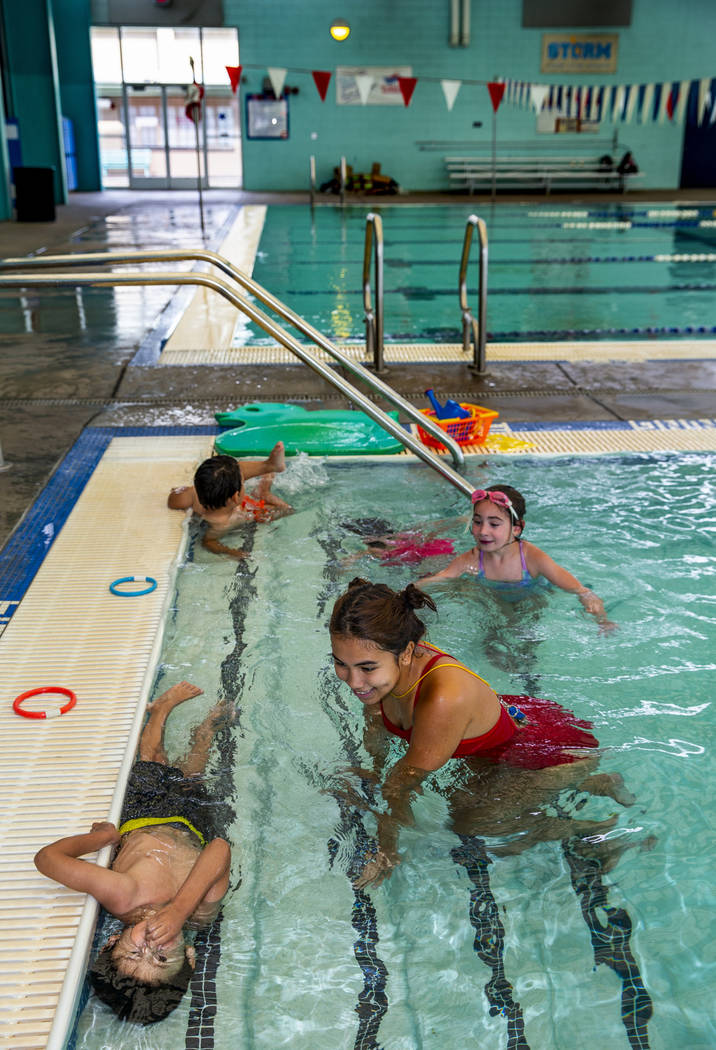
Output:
[215,402,405,456]
[424,388,470,419]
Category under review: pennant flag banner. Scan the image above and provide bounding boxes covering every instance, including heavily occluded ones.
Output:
[441,79,461,111]
[487,81,506,112]
[397,76,418,107]
[355,74,374,105]
[312,70,331,101]
[267,67,287,99]
[225,65,242,93]
[530,83,548,112]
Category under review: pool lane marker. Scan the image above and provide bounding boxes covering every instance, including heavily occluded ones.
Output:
[562,839,653,1050]
[451,835,530,1050]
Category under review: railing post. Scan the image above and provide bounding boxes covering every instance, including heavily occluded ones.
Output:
[309,154,316,207]
[340,155,347,206]
[363,212,386,374]
[459,214,488,375]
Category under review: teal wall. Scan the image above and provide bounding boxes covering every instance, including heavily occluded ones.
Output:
[3,0,67,202]
[53,0,101,191]
[224,0,716,192]
[0,66,11,219]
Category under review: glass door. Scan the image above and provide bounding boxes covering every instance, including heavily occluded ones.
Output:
[166,86,208,188]
[126,85,168,186]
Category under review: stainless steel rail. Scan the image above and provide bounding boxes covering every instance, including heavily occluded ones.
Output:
[459,214,488,374]
[0,269,474,496]
[0,247,464,466]
[362,212,386,373]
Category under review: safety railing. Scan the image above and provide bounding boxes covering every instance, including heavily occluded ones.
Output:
[459,214,488,374]
[363,212,385,373]
[0,247,464,467]
[0,265,474,496]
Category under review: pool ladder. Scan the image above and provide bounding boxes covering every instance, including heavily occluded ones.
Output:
[0,249,475,496]
[362,212,488,374]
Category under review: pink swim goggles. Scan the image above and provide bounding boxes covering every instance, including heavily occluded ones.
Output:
[470,488,519,522]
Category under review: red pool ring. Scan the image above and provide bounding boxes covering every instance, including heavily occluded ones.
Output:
[13,687,77,719]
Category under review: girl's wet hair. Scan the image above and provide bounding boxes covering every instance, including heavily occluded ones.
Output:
[193,455,243,510]
[330,577,437,657]
[339,517,393,537]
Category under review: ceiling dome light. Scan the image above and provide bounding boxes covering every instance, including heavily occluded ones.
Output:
[330,18,350,41]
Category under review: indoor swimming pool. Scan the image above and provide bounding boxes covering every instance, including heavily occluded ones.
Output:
[234,202,716,346]
[72,450,714,1050]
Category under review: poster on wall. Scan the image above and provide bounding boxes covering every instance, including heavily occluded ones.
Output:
[246,96,289,139]
[336,67,413,105]
[541,33,618,74]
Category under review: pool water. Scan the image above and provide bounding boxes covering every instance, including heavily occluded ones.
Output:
[73,452,715,1050]
[234,203,716,345]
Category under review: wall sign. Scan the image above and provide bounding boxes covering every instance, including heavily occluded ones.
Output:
[541,33,618,74]
[336,67,413,106]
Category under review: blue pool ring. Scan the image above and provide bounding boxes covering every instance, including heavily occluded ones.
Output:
[109,576,157,597]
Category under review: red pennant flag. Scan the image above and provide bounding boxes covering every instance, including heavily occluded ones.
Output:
[312,70,332,101]
[666,85,676,120]
[226,65,242,94]
[397,76,417,107]
[487,81,506,112]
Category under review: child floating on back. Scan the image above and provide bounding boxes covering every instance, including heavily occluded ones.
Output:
[168,443,292,558]
[419,484,616,630]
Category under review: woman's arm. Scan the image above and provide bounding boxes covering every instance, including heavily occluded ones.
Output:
[356,687,471,887]
[145,838,231,947]
[526,543,616,630]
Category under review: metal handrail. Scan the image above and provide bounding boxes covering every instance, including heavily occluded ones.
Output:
[459,214,488,374]
[0,269,474,497]
[362,213,385,373]
[0,248,464,466]
[309,154,316,206]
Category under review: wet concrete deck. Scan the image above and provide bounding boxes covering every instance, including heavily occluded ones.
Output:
[1,187,715,550]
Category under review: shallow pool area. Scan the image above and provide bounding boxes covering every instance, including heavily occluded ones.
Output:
[69,450,715,1050]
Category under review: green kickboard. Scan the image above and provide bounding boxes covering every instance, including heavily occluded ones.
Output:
[214,402,404,456]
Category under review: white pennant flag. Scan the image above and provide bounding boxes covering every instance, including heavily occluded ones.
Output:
[590,85,601,121]
[640,83,655,123]
[355,74,374,105]
[441,79,461,111]
[675,79,690,124]
[530,84,548,112]
[613,85,626,122]
[267,67,287,99]
[698,76,712,124]
[624,84,638,123]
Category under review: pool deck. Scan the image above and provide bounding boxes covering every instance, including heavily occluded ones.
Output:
[0,187,715,1049]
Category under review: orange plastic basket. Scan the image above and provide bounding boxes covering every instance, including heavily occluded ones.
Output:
[416,403,499,449]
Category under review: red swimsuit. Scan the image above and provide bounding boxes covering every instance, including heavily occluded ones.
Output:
[379,648,599,770]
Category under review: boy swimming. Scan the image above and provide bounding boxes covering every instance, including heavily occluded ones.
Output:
[34,682,233,1025]
[168,443,293,558]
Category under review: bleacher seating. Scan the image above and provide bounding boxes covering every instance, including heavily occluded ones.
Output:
[445,156,642,194]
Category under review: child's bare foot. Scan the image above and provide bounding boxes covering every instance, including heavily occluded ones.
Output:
[266,441,286,473]
[148,681,203,714]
